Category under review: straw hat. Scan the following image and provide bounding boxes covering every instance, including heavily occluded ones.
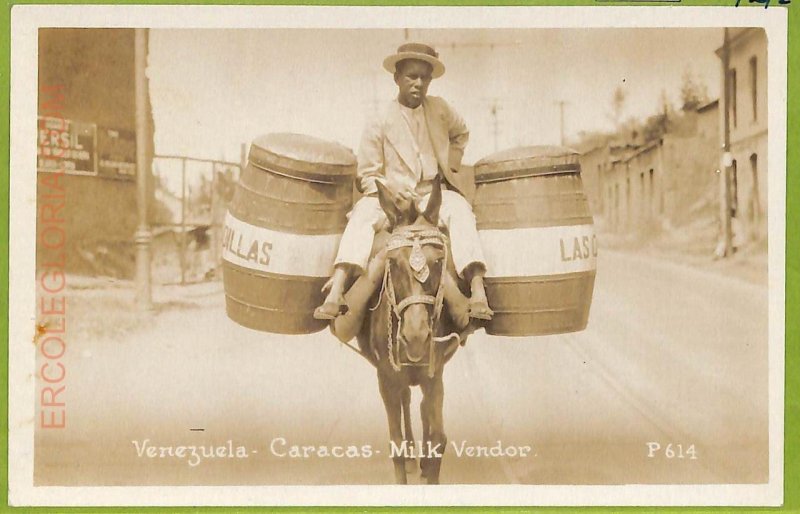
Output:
[382,42,445,78]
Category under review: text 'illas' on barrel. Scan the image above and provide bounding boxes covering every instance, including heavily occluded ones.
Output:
[473,145,597,337]
[222,133,356,334]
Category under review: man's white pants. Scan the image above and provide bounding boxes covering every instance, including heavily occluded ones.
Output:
[334,190,486,276]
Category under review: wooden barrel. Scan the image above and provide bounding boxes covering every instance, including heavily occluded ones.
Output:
[473,145,596,336]
[222,133,356,334]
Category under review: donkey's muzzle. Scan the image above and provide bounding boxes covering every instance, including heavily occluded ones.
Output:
[402,305,431,362]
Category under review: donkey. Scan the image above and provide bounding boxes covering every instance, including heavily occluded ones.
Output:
[354,178,476,485]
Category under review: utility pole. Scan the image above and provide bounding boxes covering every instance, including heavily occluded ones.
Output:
[491,101,499,152]
[555,100,568,147]
[134,28,152,309]
[482,97,502,153]
[720,27,734,257]
[210,155,221,277]
[180,158,187,285]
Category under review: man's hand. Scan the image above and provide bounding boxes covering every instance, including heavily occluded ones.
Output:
[395,190,416,212]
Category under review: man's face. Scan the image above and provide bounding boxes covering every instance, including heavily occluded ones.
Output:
[394,59,433,109]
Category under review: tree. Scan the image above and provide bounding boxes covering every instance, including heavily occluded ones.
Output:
[642,90,676,142]
[609,85,628,128]
[642,114,666,142]
[658,89,676,119]
[620,116,643,145]
[679,67,709,112]
[573,129,611,153]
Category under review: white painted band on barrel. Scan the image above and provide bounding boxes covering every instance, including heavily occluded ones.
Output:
[479,224,597,278]
[221,212,341,277]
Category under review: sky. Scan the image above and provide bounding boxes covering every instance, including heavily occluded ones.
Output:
[147,28,722,191]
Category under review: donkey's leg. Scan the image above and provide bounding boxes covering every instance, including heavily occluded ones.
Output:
[401,386,417,473]
[420,375,447,485]
[419,388,432,479]
[379,377,408,484]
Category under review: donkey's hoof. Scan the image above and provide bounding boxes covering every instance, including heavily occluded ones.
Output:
[420,459,429,479]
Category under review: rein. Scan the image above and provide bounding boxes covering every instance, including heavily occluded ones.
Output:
[380,227,459,378]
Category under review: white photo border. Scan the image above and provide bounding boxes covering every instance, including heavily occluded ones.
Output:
[8,4,788,507]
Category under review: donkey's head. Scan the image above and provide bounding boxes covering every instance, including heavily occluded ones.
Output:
[375,179,446,363]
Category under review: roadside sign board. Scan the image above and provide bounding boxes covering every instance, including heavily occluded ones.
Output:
[98,127,137,180]
[37,116,97,175]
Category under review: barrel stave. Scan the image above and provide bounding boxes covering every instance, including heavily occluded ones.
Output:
[230,164,352,234]
[222,133,356,334]
[484,272,596,336]
[474,174,592,230]
[223,260,327,333]
[474,145,596,337]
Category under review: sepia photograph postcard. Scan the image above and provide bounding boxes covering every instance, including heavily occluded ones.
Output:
[5,3,791,508]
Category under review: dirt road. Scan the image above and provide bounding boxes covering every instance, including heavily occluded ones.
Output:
[34,250,769,485]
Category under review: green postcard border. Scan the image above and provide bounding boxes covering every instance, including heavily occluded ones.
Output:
[1,1,797,512]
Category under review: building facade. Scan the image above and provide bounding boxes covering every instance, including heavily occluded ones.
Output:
[586,27,768,249]
[577,144,610,217]
[588,101,721,237]
[601,140,663,234]
[38,29,154,277]
[717,28,768,241]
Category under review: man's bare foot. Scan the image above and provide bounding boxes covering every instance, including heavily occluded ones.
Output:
[313,295,348,320]
[468,297,493,321]
[467,270,493,321]
[313,266,350,320]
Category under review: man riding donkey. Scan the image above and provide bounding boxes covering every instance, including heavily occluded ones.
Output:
[314,42,493,328]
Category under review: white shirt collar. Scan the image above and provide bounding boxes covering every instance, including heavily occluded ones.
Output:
[398,100,424,116]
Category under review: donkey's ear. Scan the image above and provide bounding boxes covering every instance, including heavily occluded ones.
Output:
[422,176,443,226]
[376,181,400,229]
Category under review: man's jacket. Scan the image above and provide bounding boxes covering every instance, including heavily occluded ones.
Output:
[356,96,471,200]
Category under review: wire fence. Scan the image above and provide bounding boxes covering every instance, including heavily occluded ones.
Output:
[151,155,241,285]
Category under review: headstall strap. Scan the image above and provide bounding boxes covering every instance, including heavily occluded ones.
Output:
[382,227,450,378]
[395,295,435,314]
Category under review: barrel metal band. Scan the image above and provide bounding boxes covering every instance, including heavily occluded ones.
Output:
[249,148,354,185]
[474,163,580,184]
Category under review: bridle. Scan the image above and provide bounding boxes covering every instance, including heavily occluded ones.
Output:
[376,226,457,378]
